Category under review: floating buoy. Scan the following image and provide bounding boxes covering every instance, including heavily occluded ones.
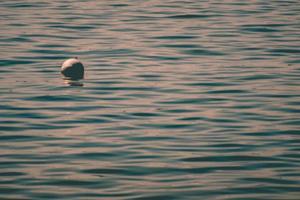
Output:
[61,57,84,79]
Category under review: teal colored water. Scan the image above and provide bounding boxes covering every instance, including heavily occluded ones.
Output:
[1,1,300,199]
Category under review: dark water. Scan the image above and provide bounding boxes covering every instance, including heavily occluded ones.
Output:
[1,0,300,199]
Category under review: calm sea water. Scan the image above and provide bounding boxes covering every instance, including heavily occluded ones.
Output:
[1,1,300,199]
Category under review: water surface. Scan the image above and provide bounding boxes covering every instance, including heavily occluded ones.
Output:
[1,0,300,199]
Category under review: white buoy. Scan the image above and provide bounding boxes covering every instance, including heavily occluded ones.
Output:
[61,57,84,79]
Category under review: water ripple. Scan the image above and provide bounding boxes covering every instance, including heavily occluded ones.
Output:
[1,0,300,199]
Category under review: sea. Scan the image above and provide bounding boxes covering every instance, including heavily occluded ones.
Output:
[0,0,300,199]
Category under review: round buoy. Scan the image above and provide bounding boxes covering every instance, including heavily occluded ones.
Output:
[61,57,84,79]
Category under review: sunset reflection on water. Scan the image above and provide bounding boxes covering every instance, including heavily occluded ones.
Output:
[0,0,300,199]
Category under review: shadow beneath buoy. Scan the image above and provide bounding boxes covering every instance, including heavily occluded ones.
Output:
[63,77,84,87]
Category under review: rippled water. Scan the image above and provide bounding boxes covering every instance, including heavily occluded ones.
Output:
[1,0,300,199]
